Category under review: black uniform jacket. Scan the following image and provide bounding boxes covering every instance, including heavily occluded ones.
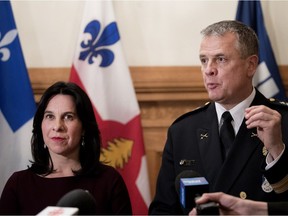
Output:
[268,202,288,215]
[149,90,288,215]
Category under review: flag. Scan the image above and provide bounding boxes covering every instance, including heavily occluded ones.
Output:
[236,0,286,100]
[0,1,36,193]
[69,1,151,214]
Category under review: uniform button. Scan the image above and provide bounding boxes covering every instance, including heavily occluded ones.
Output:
[262,147,268,156]
[240,191,247,199]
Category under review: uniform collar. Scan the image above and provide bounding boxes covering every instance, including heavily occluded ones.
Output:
[215,88,256,134]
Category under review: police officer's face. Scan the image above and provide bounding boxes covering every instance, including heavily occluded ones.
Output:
[199,32,256,110]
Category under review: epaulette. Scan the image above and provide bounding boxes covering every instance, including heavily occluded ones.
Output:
[268,98,288,109]
[172,101,211,125]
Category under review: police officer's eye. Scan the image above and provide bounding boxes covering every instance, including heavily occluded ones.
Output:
[217,57,227,62]
[200,58,207,64]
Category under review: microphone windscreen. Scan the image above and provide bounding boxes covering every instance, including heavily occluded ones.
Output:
[57,189,97,215]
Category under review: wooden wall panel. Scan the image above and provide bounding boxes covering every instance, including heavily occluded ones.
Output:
[28,66,288,198]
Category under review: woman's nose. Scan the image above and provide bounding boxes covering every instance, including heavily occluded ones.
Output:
[52,120,64,131]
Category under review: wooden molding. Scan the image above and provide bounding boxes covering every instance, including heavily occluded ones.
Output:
[28,66,288,102]
[29,66,208,102]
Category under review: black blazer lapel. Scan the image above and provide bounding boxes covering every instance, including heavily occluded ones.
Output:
[212,89,267,192]
[197,103,223,184]
[213,124,261,192]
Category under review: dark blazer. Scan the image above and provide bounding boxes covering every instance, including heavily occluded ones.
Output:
[149,90,288,215]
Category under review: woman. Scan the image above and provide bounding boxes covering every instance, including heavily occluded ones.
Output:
[0,81,132,215]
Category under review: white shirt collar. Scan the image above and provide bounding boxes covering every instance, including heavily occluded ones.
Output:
[215,88,256,134]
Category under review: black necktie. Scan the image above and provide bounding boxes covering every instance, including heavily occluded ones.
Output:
[220,111,235,159]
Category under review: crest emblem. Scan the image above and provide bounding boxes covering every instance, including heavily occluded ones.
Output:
[100,138,134,169]
[79,20,120,67]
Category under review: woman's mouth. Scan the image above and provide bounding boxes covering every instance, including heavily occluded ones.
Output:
[51,137,66,142]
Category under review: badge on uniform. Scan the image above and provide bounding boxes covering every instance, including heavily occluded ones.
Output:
[200,133,208,140]
[262,147,268,156]
[179,159,196,166]
[262,176,273,193]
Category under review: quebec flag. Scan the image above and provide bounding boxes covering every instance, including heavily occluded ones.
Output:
[69,1,150,214]
[236,0,286,100]
[0,1,36,193]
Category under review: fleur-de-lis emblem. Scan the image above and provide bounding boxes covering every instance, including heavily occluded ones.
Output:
[0,29,18,62]
[79,20,120,67]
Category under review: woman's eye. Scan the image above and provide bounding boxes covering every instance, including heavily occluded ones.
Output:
[44,114,54,120]
[64,115,74,121]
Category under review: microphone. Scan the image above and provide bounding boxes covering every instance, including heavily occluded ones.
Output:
[36,206,78,216]
[175,170,219,215]
[57,189,97,215]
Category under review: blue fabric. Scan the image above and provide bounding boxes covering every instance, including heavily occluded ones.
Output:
[236,0,286,100]
[0,1,36,132]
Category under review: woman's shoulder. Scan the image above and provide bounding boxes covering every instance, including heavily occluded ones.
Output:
[85,164,125,188]
[97,163,121,177]
[3,169,36,189]
[9,169,34,179]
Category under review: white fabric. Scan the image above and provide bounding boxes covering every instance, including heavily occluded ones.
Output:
[0,111,33,194]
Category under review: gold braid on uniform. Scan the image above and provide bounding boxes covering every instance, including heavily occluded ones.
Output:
[271,174,288,194]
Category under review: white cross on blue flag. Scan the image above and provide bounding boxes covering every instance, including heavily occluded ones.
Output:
[236,0,286,100]
[0,1,36,193]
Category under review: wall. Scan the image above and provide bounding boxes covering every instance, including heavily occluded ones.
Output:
[11,0,288,67]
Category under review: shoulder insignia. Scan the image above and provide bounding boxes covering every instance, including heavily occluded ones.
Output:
[269,98,276,102]
[268,98,288,108]
[172,101,211,125]
[193,101,210,111]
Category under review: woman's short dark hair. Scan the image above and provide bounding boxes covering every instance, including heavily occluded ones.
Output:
[30,81,101,176]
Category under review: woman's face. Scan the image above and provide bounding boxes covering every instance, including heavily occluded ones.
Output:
[41,94,83,158]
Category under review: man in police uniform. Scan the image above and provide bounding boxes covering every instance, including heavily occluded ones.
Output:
[149,20,288,215]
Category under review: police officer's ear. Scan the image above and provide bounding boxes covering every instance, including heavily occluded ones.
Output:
[247,54,259,77]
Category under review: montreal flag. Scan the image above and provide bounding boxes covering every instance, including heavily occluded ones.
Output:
[69,1,151,214]
[0,1,36,194]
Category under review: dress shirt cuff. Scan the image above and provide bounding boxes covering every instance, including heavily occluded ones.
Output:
[265,144,285,170]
